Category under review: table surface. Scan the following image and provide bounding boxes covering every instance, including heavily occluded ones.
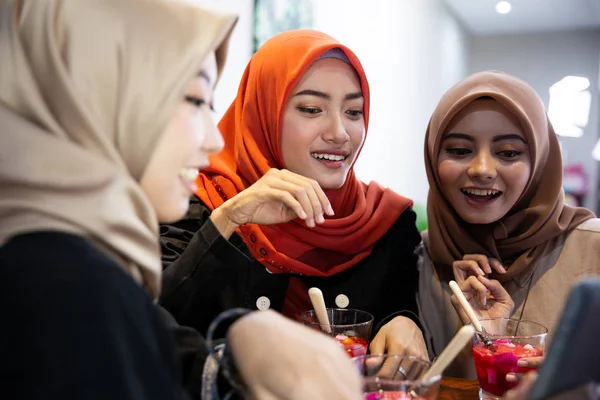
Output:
[438,377,480,400]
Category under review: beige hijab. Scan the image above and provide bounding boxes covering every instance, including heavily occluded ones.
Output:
[0,0,236,298]
[425,71,595,283]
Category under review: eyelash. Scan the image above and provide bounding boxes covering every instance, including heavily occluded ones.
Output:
[185,95,214,111]
[444,148,522,159]
[296,106,363,118]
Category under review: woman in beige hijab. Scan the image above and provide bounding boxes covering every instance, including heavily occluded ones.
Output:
[418,71,599,378]
[0,1,363,399]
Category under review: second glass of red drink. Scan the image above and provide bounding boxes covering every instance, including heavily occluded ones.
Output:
[300,308,374,357]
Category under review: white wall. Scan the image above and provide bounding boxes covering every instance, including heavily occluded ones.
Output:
[313,0,470,206]
[470,29,600,211]
[184,0,254,120]
[189,0,470,207]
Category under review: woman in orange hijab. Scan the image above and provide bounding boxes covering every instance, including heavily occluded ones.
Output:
[160,29,427,357]
[418,70,599,378]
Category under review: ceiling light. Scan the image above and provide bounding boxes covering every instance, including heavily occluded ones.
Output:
[495,1,512,14]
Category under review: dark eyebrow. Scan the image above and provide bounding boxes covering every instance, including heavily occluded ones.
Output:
[443,132,527,144]
[493,134,527,143]
[443,133,474,142]
[293,89,363,101]
[197,70,212,84]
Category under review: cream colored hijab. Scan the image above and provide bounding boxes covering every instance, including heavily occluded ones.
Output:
[425,71,595,283]
[0,0,236,298]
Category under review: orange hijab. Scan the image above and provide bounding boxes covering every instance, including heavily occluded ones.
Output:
[425,71,595,283]
[196,29,412,276]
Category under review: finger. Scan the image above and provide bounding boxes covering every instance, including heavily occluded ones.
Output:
[488,258,507,274]
[266,189,308,222]
[369,335,386,356]
[517,356,544,368]
[281,170,333,217]
[460,276,489,307]
[280,172,328,224]
[478,276,513,307]
[266,179,317,226]
[504,372,537,399]
[453,260,485,282]
[463,254,492,274]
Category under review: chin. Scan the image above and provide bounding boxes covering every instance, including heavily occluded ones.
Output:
[318,179,346,190]
[155,201,189,224]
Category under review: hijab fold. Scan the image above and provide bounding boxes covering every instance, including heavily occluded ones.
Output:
[0,0,236,298]
[425,71,595,283]
[196,30,413,276]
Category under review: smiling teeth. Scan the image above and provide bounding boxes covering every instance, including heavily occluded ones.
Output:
[311,153,346,161]
[179,167,199,182]
[462,188,500,196]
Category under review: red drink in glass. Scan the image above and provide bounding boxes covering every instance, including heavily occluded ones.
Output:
[472,339,542,396]
[335,334,368,357]
[472,318,547,399]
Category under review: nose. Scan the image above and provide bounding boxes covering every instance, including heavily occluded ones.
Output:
[322,113,349,144]
[201,113,224,155]
[467,150,497,181]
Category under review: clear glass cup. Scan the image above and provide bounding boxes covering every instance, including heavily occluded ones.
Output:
[353,354,441,400]
[300,308,374,357]
[471,318,547,400]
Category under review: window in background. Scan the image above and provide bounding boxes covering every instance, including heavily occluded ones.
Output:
[548,75,591,138]
[253,0,314,53]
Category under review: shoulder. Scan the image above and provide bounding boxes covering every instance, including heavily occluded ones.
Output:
[573,217,600,234]
[1,231,145,300]
[383,207,421,245]
[1,231,116,268]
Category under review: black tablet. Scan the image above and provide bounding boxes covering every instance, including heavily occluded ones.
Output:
[529,277,600,400]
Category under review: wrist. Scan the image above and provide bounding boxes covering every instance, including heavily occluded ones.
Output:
[211,204,241,239]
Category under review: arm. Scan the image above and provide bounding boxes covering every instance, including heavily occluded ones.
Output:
[369,209,428,358]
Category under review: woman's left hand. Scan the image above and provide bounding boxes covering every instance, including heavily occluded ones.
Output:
[502,372,538,400]
[369,316,428,359]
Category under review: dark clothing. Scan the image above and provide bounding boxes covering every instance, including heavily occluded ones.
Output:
[160,196,422,337]
[0,232,195,400]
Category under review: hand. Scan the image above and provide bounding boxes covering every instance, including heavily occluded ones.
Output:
[507,357,544,383]
[227,310,363,400]
[211,169,334,238]
[502,372,538,400]
[453,254,507,284]
[369,316,428,359]
[451,275,515,324]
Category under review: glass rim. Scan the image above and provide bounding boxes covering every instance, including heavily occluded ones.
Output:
[299,308,374,328]
[352,354,441,386]
[474,317,548,339]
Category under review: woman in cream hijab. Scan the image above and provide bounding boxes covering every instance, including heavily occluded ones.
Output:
[0,1,363,399]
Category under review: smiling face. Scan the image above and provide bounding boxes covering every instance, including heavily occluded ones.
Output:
[140,52,224,223]
[280,57,366,189]
[437,98,532,224]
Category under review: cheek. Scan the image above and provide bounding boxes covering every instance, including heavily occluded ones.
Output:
[507,163,531,196]
[437,160,460,188]
[347,122,366,150]
[281,115,313,165]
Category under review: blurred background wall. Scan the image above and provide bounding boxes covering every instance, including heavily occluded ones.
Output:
[189,0,600,214]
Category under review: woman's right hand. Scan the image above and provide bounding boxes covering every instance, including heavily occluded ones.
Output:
[228,310,363,400]
[453,254,507,284]
[451,275,515,324]
[211,168,334,238]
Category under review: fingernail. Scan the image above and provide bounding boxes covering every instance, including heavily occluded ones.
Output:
[307,219,315,228]
[517,360,528,367]
[499,265,507,273]
[506,373,518,382]
[316,214,325,224]
[477,268,485,276]
[485,264,492,274]
[299,210,307,219]
[327,204,335,215]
